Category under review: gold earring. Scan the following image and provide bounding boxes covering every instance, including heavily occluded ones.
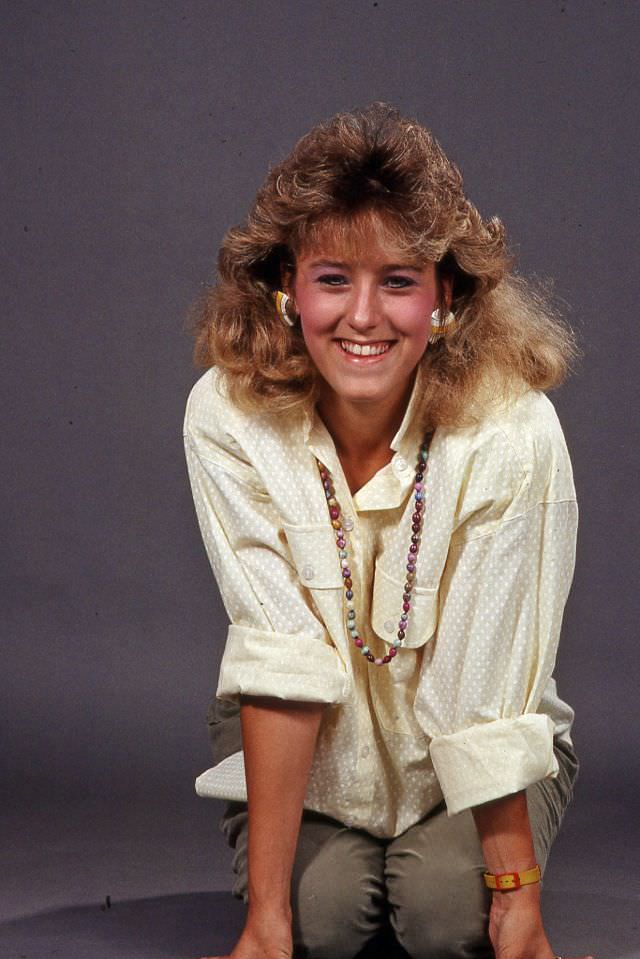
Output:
[275,290,297,327]
[429,307,458,343]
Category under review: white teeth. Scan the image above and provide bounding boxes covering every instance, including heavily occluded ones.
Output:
[340,340,390,356]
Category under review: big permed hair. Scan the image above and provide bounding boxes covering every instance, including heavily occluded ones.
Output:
[186,102,581,429]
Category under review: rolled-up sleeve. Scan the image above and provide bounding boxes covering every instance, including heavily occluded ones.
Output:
[415,429,579,816]
[183,434,350,705]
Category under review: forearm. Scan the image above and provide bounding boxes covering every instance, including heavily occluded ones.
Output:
[469,788,573,959]
[471,788,537,874]
[240,695,324,917]
[472,788,543,917]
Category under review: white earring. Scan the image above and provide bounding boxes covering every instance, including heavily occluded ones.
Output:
[429,307,457,343]
[275,290,296,327]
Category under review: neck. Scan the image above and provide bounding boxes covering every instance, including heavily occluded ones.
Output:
[317,376,415,463]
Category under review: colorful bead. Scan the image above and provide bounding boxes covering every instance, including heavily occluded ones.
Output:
[315,434,432,668]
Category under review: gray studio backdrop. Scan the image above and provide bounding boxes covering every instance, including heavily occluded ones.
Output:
[3,2,638,821]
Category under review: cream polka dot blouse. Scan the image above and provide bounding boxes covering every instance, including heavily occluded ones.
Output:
[183,363,579,838]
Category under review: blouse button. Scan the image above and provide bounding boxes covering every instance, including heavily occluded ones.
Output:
[395,455,408,471]
[302,565,315,581]
[361,745,370,758]
[384,619,395,634]
[343,515,354,531]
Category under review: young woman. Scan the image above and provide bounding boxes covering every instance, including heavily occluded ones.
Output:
[183,103,592,959]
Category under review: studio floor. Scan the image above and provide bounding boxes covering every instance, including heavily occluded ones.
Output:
[1,789,638,959]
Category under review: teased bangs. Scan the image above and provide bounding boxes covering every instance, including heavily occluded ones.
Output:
[291,205,447,267]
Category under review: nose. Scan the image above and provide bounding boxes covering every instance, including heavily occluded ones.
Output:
[346,280,379,332]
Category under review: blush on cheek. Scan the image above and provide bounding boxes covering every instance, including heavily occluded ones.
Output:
[409,291,438,323]
[297,300,335,336]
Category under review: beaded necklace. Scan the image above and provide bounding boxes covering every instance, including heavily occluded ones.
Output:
[315,433,433,667]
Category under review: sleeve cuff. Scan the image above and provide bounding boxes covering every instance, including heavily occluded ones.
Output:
[216,624,351,704]
[429,713,559,816]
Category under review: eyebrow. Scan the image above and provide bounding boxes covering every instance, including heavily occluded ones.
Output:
[308,260,345,268]
[307,259,422,271]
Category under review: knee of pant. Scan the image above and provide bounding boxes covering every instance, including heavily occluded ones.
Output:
[389,869,491,959]
[292,922,370,959]
[292,902,381,959]
[291,841,386,959]
[393,908,491,959]
[291,879,384,959]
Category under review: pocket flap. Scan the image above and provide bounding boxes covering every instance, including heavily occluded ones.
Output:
[282,522,344,589]
[371,561,438,648]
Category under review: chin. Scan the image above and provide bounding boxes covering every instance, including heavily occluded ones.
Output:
[334,385,391,404]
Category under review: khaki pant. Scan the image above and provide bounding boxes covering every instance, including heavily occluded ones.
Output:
[219,738,579,959]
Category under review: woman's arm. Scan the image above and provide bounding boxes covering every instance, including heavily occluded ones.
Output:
[472,792,593,959]
[204,697,324,959]
[472,792,551,957]
[216,696,324,959]
[414,417,589,958]
[415,415,579,817]
[240,695,325,917]
[185,400,349,959]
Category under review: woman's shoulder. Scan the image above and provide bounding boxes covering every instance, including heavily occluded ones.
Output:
[183,367,232,453]
[183,365,304,466]
[436,380,577,541]
[184,365,230,431]
[467,374,577,504]
[457,362,569,445]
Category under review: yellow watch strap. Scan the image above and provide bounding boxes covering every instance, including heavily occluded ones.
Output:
[483,864,541,890]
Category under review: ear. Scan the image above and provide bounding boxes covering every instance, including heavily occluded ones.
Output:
[437,271,454,312]
[280,261,295,298]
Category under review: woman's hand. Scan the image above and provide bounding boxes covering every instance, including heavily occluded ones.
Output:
[488,883,593,959]
[198,905,293,959]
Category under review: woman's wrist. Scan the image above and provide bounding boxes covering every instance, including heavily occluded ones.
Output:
[490,879,542,914]
[247,863,294,915]
[247,898,293,923]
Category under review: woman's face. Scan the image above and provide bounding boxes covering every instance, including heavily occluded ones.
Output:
[288,230,450,414]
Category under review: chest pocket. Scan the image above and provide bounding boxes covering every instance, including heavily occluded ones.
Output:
[281,522,345,589]
[369,561,438,737]
[371,561,439,649]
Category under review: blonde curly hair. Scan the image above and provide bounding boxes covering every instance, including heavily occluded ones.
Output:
[187,102,581,430]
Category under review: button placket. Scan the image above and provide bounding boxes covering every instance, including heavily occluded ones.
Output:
[330,468,363,634]
[357,746,375,794]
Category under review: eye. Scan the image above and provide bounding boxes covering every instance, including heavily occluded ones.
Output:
[385,276,416,289]
[317,273,348,286]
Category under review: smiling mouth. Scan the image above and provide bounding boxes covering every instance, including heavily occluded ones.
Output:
[338,339,394,356]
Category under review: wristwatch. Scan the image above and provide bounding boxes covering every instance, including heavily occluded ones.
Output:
[482,864,542,890]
